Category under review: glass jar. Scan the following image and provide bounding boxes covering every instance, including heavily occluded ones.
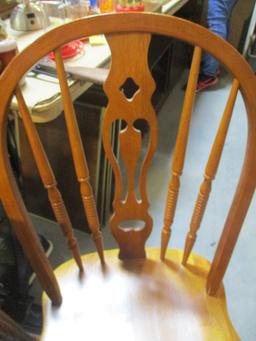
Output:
[64,0,90,20]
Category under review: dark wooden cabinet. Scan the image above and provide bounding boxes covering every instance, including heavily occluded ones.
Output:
[20,103,105,232]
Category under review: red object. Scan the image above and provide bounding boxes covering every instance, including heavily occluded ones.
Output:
[48,40,84,61]
[115,3,144,11]
[0,39,18,73]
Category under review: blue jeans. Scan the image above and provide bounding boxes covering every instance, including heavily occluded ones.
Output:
[202,0,238,77]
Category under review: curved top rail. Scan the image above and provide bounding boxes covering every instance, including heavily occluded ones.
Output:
[0,13,256,114]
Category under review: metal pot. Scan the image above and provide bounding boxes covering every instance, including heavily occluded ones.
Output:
[10,0,49,31]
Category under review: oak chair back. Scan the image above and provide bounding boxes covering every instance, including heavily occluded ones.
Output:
[0,13,256,315]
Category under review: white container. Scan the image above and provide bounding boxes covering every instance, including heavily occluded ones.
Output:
[10,0,49,31]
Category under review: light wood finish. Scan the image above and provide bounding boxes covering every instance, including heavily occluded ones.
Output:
[54,49,105,265]
[15,86,84,273]
[41,248,239,341]
[182,79,240,265]
[161,46,202,260]
[103,33,157,259]
[1,13,256,339]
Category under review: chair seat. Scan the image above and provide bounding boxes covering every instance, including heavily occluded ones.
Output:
[41,248,239,341]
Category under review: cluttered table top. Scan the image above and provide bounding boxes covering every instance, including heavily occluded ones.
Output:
[5,0,189,122]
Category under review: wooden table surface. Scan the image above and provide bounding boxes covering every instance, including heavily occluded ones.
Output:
[7,0,189,122]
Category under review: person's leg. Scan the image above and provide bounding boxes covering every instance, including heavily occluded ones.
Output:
[208,0,238,39]
[201,0,238,77]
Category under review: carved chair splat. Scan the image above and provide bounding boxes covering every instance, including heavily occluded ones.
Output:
[0,13,256,341]
[103,32,157,259]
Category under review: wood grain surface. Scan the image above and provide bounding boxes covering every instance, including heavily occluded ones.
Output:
[41,248,239,341]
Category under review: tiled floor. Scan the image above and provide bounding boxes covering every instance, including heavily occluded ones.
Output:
[31,71,256,340]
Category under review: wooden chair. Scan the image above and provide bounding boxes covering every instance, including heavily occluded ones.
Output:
[0,13,256,340]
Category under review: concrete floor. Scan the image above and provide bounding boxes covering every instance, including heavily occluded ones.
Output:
[148,72,256,341]
[32,71,256,340]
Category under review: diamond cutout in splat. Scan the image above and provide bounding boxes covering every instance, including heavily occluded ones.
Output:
[120,77,140,100]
